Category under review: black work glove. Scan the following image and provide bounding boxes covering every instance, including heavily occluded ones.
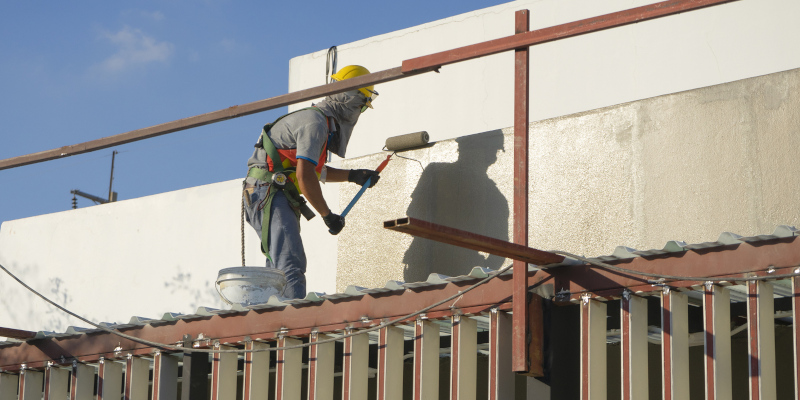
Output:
[348,169,380,188]
[323,212,345,235]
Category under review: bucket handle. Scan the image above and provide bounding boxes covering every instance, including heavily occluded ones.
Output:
[215,280,236,306]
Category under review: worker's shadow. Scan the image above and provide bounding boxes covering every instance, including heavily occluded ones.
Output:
[403,130,509,283]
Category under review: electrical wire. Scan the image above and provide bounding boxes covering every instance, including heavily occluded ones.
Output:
[3,246,796,354]
[0,260,512,354]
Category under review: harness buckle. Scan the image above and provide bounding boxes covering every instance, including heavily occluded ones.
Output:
[271,172,287,189]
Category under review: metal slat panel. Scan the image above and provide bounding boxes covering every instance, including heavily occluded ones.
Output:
[661,289,689,400]
[19,369,43,400]
[488,310,514,400]
[274,337,301,400]
[124,356,149,400]
[44,365,68,400]
[580,297,606,400]
[451,315,477,400]
[181,347,209,400]
[747,281,776,400]
[70,363,94,400]
[703,284,731,400]
[0,373,18,400]
[308,333,334,400]
[413,319,440,400]
[794,277,800,400]
[210,345,237,400]
[621,293,647,400]
[151,353,178,400]
[376,326,403,400]
[243,342,270,400]
[97,359,123,400]
[342,330,368,400]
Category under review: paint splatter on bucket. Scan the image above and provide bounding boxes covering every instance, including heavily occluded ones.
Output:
[216,267,286,307]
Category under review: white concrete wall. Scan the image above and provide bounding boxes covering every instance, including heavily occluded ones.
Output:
[2,0,799,332]
[288,0,800,290]
[0,181,253,331]
[335,68,800,291]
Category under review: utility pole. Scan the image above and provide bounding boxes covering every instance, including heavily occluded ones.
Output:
[71,150,119,208]
[108,150,118,202]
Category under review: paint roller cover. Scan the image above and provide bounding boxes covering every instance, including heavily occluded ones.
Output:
[385,131,429,151]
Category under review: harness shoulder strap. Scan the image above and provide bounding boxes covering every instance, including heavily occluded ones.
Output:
[258,107,327,172]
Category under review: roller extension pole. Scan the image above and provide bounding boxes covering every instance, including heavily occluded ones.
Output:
[339,131,428,220]
[340,154,392,218]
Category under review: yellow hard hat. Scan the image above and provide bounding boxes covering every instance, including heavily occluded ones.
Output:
[331,65,378,111]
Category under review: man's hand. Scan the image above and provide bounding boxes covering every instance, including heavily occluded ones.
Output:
[348,169,380,188]
[323,212,345,235]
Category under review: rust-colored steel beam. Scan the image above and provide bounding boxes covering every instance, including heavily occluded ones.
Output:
[384,217,564,265]
[0,326,36,340]
[0,0,741,172]
[548,238,800,301]
[512,9,531,374]
[0,270,520,371]
[0,68,419,171]
[402,0,740,74]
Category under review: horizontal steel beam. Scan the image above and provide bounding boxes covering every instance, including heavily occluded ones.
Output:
[547,237,800,301]
[0,327,36,340]
[0,67,418,171]
[402,0,740,74]
[383,217,565,265]
[0,0,740,172]
[0,270,520,371]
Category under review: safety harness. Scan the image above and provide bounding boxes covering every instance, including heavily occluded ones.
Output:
[247,107,326,261]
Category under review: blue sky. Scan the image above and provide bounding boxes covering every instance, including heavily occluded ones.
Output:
[0,1,506,224]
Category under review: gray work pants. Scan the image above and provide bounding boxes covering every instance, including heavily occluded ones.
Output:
[244,185,307,299]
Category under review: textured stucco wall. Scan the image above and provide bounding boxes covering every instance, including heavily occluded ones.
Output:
[335,68,800,292]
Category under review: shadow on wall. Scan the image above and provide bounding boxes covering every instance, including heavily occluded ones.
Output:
[403,130,508,282]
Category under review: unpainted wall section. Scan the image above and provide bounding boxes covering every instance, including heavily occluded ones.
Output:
[335,68,800,291]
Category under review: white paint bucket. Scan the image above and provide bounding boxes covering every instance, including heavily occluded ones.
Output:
[216,267,287,307]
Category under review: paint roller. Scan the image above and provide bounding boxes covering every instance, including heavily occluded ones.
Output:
[338,131,430,219]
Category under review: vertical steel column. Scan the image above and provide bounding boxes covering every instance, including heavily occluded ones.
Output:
[243,342,270,400]
[274,337,302,400]
[512,7,531,374]
[489,309,514,400]
[794,276,800,400]
[620,292,648,399]
[97,359,123,400]
[580,296,607,400]
[70,362,94,400]
[451,315,477,400]
[0,373,18,400]
[703,283,731,400]
[661,289,689,400]
[124,356,150,400]
[19,369,43,400]
[747,281,776,400]
[308,333,334,400]
[342,329,368,400]
[44,364,69,400]
[413,318,440,400]
[377,326,404,400]
[210,344,237,400]
[151,352,178,400]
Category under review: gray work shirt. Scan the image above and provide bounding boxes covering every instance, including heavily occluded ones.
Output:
[246,108,333,185]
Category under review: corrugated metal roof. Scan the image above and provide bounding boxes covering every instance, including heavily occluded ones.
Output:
[2,225,797,344]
